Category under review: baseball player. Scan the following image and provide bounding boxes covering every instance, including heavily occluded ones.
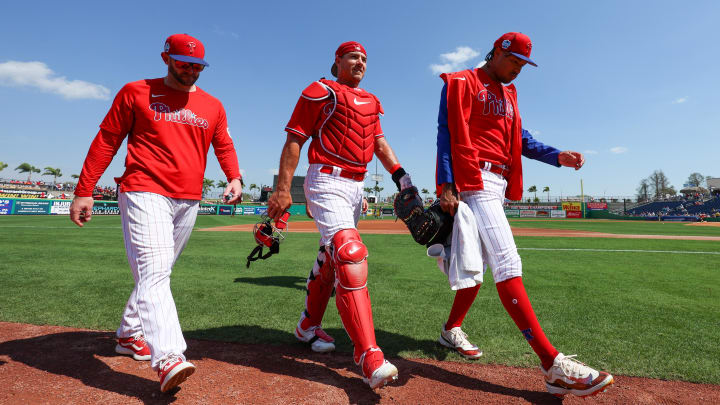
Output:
[434,32,613,398]
[267,41,412,389]
[69,34,243,393]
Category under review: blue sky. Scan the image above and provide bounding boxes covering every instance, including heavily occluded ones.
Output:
[1,1,717,200]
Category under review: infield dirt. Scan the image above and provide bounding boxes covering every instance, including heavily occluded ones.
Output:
[2,322,719,404]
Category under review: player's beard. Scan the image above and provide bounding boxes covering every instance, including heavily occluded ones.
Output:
[168,64,199,87]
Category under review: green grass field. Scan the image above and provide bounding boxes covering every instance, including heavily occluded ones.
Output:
[1,215,718,384]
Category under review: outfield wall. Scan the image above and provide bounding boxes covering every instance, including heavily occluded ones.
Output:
[0,198,307,217]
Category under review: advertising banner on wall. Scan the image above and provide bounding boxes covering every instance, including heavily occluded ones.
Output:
[50,200,71,215]
[243,207,256,215]
[536,210,550,218]
[255,207,268,215]
[218,205,234,215]
[520,210,537,218]
[504,209,520,217]
[562,202,582,212]
[551,210,566,218]
[92,201,120,215]
[566,210,582,218]
[587,202,608,210]
[0,199,14,215]
[13,199,51,214]
[198,204,217,215]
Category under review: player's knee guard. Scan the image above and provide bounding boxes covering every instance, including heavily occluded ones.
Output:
[331,228,368,290]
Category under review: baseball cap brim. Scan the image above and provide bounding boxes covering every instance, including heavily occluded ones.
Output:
[170,54,209,67]
[510,52,537,67]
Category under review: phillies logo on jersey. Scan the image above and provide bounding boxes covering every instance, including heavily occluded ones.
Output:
[149,103,209,129]
[477,90,514,119]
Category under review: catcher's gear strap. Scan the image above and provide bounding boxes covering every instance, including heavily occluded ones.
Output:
[246,212,291,268]
[332,229,368,290]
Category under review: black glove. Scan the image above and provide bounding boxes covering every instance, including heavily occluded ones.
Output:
[405,202,454,246]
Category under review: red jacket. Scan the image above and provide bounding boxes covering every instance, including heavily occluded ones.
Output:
[440,68,524,201]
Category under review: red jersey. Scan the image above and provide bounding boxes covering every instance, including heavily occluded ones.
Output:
[75,78,241,200]
[471,68,515,166]
[285,80,384,173]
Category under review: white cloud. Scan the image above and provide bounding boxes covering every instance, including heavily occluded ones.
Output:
[239,168,246,178]
[672,96,688,104]
[430,46,480,74]
[583,150,598,155]
[526,129,541,136]
[0,61,110,100]
[610,146,628,154]
[268,168,279,176]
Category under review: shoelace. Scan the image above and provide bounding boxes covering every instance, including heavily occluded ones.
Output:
[158,354,182,373]
[448,328,470,346]
[558,354,591,377]
[134,334,147,345]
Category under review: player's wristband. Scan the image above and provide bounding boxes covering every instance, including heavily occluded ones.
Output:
[391,166,406,191]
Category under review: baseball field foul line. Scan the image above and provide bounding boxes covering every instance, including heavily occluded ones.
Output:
[518,247,720,255]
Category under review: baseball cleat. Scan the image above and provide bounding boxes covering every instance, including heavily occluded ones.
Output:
[295,323,335,353]
[115,334,151,361]
[541,353,614,398]
[158,354,195,393]
[358,348,399,389]
[438,326,483,360]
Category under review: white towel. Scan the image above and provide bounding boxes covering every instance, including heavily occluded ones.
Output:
[426,201,484,290]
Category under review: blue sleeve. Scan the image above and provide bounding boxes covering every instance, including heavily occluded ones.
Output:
[521,129,561,167]
[436,83,454,185]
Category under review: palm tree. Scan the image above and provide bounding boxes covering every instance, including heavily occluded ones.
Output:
[543,186,550,202]
[421,188,430,204]
[43,167,63,185]
[15,163,41,182]
[528,185,537,201]
[217,180,228,199]
[0,161,8,173]
[202,178,215,198]
[249,183,258,199]
[363,187,373,195]
[71,174,80,179]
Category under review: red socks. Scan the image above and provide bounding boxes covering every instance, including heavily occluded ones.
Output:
[496,276,558,370]
[445,285,481,330]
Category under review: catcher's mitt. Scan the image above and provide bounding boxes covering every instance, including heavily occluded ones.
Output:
[393,186,424,222]
[403,201,454,247]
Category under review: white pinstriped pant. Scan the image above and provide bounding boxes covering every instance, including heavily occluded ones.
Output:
[304,164,364,246]
[460,170,523,283]
[117,191,199,369]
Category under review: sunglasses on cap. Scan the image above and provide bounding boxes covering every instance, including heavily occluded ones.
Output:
[171,58,205,72]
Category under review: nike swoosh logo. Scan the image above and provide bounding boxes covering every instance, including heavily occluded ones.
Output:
[151,94,165,97]
[453,77,466,80]
[483,83,490,87]
[348,247,359,255]
[353,97,371,105]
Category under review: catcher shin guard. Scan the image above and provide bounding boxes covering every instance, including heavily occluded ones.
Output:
[300,246,335,329]
[331,229,377,359]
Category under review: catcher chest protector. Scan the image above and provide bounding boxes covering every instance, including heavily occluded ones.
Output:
[246,212,290,268]
[317,79,380,165]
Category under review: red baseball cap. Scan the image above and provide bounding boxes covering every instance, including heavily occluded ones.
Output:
[163,33,209,67]
[494,32,536,67]
[335,41,367,58]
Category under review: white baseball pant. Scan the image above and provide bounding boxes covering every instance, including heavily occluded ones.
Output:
[116,191,199,369]
[460,170,523,283]
[304,164,363,245]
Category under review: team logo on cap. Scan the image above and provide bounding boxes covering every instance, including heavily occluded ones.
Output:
[501,39,511,49]
[164,42,170,52]
[187,42,196,54]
